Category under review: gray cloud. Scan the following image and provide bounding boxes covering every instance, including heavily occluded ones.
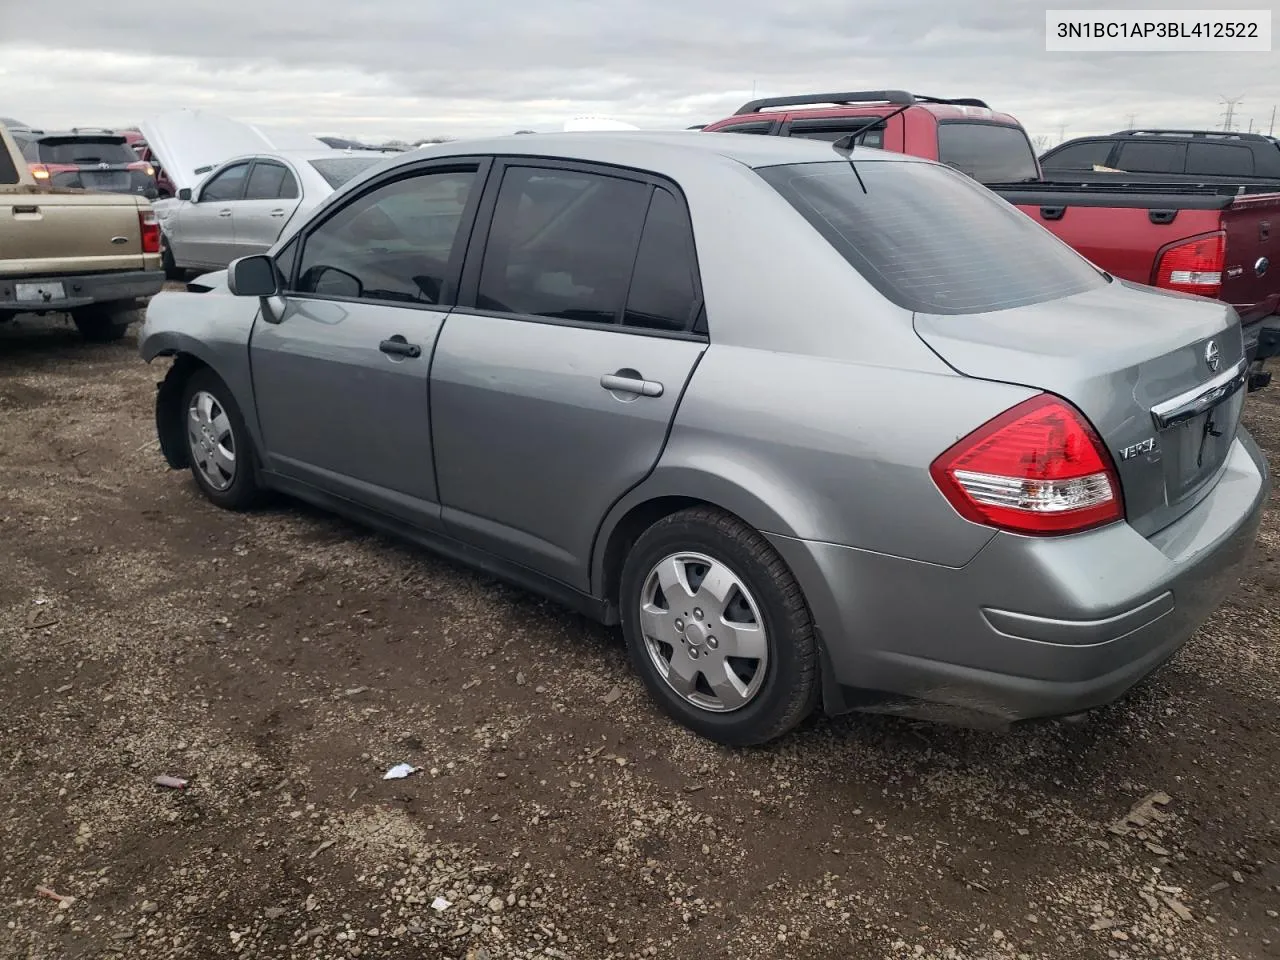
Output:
[1,0,1276,142]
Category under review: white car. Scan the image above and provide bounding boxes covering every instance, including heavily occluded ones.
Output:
[154,149,390,276]
[139,109,396,276]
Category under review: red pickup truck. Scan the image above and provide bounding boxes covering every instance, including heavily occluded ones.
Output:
[702,91,1280,386]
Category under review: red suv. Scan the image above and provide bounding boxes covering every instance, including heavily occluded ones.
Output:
[701,90,1041,184]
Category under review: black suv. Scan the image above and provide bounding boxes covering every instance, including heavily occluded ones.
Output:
[10,128,157,197]
[1041,129,1280,182]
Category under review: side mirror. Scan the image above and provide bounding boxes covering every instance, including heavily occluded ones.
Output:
[227,254,280,297]
[178,187,192,202]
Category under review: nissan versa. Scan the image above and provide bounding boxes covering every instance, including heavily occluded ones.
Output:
[138,132,1269,746]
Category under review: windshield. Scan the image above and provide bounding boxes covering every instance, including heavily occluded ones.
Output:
[936,122,1039,184]
[757,160,1104,314]
[36,137,136,165]
[309,156,383,189]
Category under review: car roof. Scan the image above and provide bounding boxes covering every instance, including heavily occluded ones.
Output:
[397,130,922,171]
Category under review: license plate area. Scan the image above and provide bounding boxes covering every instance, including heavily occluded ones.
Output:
[1160,389,1243,502]
[14,281,66,303]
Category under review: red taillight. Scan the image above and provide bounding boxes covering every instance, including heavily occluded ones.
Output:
[1153,230,1224,298]
[930,394,1124,536]
[28,162,78,181]
[139,208,161,254]
[128,160,155,177]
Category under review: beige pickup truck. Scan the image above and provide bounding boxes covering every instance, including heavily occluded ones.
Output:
[1,123,165,341]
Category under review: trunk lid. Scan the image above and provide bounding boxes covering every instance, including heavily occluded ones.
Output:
[0,190,148,276]
[915,279,1246,537]
[1221,192,1280,321]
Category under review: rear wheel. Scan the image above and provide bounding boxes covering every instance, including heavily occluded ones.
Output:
[619,506,820,746]
[180,368,260,510]
[71,301,138,342]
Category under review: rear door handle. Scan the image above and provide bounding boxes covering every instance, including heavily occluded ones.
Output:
[379,336,421,359]
[218,209,232,218]
[600,373,663,397]
[269,209,286,217]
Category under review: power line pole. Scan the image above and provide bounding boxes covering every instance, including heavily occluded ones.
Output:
[1220,96,1243,132]
[1270,105,1276,135]
[1125,114,1136,130]
[1247,118,1253,133]
[1057,124,1067,143]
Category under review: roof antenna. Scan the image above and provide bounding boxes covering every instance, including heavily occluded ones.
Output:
[831,100,915,156]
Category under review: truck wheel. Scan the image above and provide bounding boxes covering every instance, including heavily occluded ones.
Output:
[180,367,261,510]
[618,506,820,746]
[71,302,138,342]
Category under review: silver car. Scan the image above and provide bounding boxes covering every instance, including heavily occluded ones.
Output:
[155,149,391,276]
[138,132,1269,746]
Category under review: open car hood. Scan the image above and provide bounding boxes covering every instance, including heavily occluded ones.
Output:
[138,109,330,193]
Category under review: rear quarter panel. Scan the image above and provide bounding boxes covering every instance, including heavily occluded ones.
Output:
[1221,193,1280,320]
[0,193,155,277]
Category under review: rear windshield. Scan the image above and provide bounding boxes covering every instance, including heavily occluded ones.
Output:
[309,156,383,189]
[36,137,136,165]
[757,160,1105,315]
[936,122,1039,184]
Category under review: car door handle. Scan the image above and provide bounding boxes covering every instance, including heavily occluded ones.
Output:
[379,337,422,359]
[218,209,232,218]
[269,209,286,217]
[600,373,663,397]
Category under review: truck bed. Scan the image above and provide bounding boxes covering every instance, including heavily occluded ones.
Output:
[989,180,1280,325]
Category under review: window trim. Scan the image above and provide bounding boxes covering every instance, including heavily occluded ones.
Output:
[244,158,301,202]
[199,160,253,203]
[778,117,892,149]
[281,155,494,310]
[708,119,781,135]
[454,156,708,342]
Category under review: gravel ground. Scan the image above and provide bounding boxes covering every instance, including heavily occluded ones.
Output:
[1,309,1278,960]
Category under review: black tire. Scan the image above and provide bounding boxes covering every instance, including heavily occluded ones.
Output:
[619,506,820,746]
[179,367,261,510]
[71,301,138,342]
[161,235,185,282]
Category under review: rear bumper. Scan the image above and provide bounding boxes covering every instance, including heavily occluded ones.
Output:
[1243,314,1280,363]
[0,269,165,313]
[769,430,1270,725]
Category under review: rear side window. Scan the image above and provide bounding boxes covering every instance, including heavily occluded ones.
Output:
[1114,141,1186,174]
[936,123,1038,183]
[714,121,773,135]
[35,137,135,165]
[624,187,701,331]
[1041,140,1114,171]
[757,160,1105,314]
[476,166,650,325]
[244,162,299,200]
[1186,142,1254,177]
[788,120,884,150]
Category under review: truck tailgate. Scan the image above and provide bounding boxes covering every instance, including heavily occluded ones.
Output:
[0,189,148,277]
[1221,192,1280,321]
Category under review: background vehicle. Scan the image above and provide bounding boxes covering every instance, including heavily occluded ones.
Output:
[121,129,178,198]
[139,132,1266,746]
[0,125,163,341]
[701,89,1041,184]
[702,91,1280,383]
[8,128,158,197]
[1,117,32,132]
[1041,129,1280,184]
[155,149,390,276]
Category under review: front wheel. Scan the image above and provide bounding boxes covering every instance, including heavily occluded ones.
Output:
[180,368,261,510]
[619,506,820,746]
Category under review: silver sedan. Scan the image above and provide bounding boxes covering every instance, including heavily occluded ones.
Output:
[155,149,391,277]
[138,132,1268,746]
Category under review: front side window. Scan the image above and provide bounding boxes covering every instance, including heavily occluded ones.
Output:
[200,162,250,202]
[244,161,299,200]
[758,160,1104,314]
[936,122,1039,183]
[788,120,885,150]
[475,166,650,325]
[294,168,477,304]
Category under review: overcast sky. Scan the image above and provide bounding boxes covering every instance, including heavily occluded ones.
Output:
[1,0,1276,144]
